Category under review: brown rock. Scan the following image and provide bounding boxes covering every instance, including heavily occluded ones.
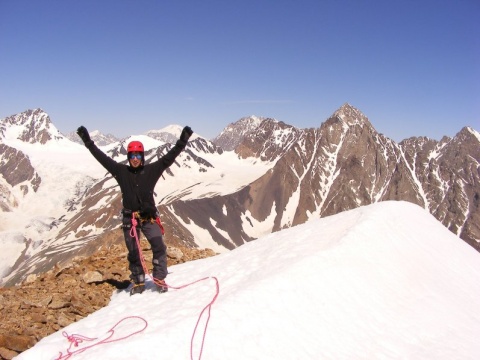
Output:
[0,346,18,360]
[22,295,52,308]
[62,276,78,287]
[57,313,73,328]
[167,246,184,260]
[30,313,47,324]
[48,294,71,310]
[0,334,36,352]
[24,274,38,284]
[83,271,103,284]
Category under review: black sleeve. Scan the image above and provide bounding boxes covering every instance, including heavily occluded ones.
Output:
[87,142,120,175]
[162,140,187,168]
[151,139,186,174]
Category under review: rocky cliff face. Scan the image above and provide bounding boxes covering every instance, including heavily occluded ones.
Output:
[180,103,479,250]
[399,127,480,249]
[0,144,41,211]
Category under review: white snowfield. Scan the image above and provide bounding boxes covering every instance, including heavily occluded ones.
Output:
[16,201,480,360]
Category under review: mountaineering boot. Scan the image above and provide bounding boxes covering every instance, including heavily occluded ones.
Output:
[129,272,145,295]
[155,279,168,293]
[130,282,145,296]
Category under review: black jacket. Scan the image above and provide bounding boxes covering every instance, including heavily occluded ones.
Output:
[86,140,187,213]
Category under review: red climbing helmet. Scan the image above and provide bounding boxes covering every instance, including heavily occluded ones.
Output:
[127,141,144,153]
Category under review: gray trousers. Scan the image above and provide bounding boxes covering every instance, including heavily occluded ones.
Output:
[122,218,167,283]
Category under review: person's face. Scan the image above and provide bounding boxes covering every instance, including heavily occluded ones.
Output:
[129,152,143,168]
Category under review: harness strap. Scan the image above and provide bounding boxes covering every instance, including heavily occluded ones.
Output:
[121,209,165,235]
[155,216,165,235]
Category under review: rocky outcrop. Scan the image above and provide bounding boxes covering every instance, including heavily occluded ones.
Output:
[0,239,216,359]
[0,144,41,211]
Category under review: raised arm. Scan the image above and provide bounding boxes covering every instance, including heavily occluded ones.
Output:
[77,126,119,174]
[163,126,193,166]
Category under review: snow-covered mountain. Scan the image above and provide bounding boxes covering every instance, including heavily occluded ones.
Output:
[0,106,479,287]
[200,104,480,249]
[146,124,202,143]
[66,125,203,146]
[211,115,266,151]
[65,129,120,146]
[14,202,480,360]
[0,108,64,144]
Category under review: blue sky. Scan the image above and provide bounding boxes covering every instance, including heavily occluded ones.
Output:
[1,0,478,141]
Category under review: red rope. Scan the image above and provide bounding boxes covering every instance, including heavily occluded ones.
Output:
[55,316,147,359]
[188,276,220,360]
[130,215,150,276]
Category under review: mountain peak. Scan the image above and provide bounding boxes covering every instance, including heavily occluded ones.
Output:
[333,103,371,127]
[212,116,270,151]
[1,108,63,144]
[5,108,49,124]
[146,124,200,144]
[462,126,480,143]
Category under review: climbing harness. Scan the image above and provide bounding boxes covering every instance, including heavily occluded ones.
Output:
[121,209,165,235]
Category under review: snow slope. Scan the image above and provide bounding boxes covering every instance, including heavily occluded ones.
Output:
[16,201,480,360]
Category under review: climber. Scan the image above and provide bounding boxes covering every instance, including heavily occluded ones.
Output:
[76,125,193,295]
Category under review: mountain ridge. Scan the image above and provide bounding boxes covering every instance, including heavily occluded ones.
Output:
[0,105,479,287]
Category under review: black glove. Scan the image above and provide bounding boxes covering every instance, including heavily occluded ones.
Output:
[77,126,93,146]
[180,126,193,143]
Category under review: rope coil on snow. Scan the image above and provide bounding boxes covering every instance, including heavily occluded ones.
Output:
[55,316,148,360]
